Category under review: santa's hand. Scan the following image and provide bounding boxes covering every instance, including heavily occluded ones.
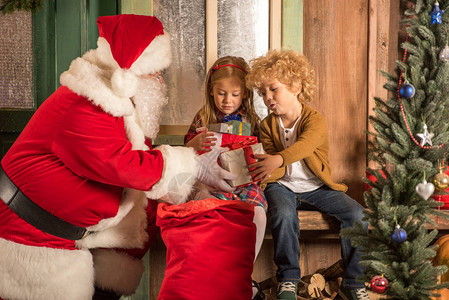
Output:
[196,146,237,192]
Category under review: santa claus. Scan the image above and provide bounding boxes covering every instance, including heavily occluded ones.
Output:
[0,14,236,300]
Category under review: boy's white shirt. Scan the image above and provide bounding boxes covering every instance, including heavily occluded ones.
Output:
[277,116,324,193]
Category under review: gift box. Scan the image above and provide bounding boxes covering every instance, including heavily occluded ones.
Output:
[196,133,257,155]
[219,133,258,151]
[207,121,251,136]
[225,120,251,136]
[219,143,265,187]
[207,123,234,134]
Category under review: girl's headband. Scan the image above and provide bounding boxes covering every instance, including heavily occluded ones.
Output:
[210,64,247,77]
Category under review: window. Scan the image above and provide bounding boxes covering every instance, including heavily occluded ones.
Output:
[153,0,270,125]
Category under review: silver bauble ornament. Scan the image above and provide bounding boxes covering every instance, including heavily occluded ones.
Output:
[415,180,435,200]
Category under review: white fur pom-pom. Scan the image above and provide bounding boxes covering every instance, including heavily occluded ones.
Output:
[111,69,138,98]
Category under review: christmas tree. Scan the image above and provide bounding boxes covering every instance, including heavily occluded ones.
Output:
[341,1,449,299]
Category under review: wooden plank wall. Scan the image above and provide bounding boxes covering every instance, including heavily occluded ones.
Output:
[301,0,399,202]
[303,0,369,203]
[367,0,400,169]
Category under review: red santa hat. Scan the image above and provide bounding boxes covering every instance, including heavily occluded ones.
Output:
[96,14,172,98]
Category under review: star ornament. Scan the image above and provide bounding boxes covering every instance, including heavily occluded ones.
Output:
[417,124,434,146]
[430,2,445,24]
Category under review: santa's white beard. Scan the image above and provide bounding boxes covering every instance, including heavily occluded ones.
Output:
[132,77,168,140]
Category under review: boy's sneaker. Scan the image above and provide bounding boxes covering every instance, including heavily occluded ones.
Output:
[339,286,370,300]
[277,281,298,300]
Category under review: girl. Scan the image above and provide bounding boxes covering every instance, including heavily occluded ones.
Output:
[184,56,266,300]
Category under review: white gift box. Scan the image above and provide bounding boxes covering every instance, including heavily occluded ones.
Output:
[219,143,265,187]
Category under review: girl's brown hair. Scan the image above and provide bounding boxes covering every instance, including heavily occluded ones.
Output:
[198,56,260,130]
[246,49,316,103]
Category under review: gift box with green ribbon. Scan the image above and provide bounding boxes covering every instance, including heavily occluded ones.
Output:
[207,120,251,136]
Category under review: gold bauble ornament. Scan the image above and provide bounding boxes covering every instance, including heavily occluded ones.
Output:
[432,171,449,191]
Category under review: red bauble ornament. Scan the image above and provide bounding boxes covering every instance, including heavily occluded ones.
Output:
[370,275,388,293]
[364,170,386,191]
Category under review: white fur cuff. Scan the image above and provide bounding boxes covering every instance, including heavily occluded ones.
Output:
[145,145,198,204]
[131,33,172,75]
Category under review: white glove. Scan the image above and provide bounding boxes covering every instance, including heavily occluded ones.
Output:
[196,146,237,193]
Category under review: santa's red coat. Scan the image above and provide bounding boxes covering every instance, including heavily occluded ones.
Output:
[0,86,164,249]
[0,37,198,299]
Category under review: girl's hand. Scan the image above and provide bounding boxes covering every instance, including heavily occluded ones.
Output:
[249,154,283,183]
[185,129,218,152]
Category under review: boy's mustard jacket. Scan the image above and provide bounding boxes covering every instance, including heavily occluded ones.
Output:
[258,103,347,192]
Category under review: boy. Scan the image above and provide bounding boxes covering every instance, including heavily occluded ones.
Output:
[246,49,369,300]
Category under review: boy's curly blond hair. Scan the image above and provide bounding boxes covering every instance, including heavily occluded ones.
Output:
[246,49,316,103]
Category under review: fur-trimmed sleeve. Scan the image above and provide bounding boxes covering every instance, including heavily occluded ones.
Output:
[145,145,199,205]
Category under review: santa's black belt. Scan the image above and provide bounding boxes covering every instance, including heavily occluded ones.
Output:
[0,165,89,240]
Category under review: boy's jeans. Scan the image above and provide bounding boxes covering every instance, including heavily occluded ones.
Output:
[264,183,367,288]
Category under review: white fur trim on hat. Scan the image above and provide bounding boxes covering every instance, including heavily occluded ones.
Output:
[92,249,144,296]
[94,37,120,69]
[131,32,172,75]
[0,238,94,300]
[145,145,198,205]
[111,68,138,98]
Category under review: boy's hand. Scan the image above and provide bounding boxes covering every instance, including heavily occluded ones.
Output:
[249,154,283,183]
[185,128,217,152]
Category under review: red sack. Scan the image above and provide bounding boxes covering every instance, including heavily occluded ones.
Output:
[156,199,256,300]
